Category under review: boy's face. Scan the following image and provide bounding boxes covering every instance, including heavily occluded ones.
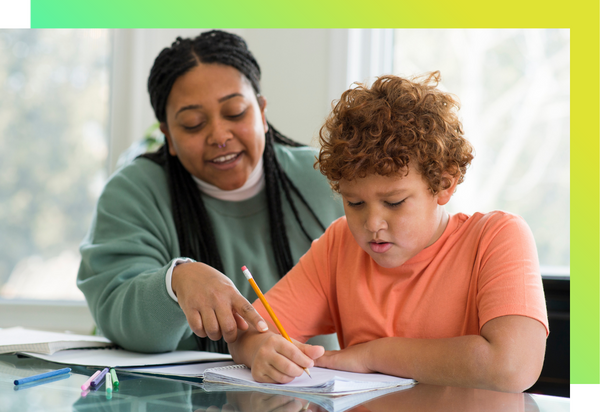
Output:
[339,165,456,268]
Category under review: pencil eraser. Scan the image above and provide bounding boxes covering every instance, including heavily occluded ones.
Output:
[241,266,247,271]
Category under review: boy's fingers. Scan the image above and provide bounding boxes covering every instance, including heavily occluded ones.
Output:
[233,297,269,332]
[296,342,325,360]
[313,350,336,369]
[277,341,315,370]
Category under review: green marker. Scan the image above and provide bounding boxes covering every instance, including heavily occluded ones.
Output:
[110,368,119,388]
[105,373,112,399]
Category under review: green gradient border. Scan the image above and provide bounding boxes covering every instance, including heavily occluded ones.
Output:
[30,1,600,384]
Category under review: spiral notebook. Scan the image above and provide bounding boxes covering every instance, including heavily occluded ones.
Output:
[202,364,416,396]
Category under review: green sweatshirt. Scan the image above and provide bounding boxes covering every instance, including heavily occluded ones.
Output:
[77,144,344,353]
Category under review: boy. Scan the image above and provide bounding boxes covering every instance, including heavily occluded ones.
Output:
[228,72,548,393]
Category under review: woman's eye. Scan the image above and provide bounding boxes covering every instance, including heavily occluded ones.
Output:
[227,109,246,119]
[182,123,203,131]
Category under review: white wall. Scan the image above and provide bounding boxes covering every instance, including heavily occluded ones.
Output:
[109,29,348,173]
[243,29,337,146]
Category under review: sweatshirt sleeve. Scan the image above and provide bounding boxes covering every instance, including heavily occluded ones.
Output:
[77,159,194,353]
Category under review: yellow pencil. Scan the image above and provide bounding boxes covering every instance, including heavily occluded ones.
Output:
[241,265,312,379]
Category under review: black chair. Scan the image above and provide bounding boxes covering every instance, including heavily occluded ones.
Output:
[526,274,570,397]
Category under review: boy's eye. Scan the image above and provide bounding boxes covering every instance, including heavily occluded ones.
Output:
[386,199,405,208]
[346,200,364,207]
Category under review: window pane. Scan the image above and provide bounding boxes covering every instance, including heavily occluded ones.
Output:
[0,29,111,300]
[393,29,569,271]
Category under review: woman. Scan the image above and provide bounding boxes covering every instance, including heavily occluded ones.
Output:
[77,30,344,353]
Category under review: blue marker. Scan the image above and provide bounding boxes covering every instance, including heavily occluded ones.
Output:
[14,368,71,385]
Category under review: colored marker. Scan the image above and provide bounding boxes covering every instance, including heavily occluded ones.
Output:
[106,373,112,399]
[14,373,70,391]
[110,368,119,387]
[90,368,108,388]
[241,265,312,379]
[81,370,101,391]
[14,367,71,385]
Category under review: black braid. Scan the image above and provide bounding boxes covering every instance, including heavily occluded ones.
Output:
[143,30,325,354]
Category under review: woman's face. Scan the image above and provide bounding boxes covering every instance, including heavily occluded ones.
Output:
[161,63,268,190]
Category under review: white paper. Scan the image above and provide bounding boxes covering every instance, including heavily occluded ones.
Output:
[20,348,232,368]
[117,360,236,377]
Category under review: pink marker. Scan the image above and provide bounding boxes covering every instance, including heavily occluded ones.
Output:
[81,370,101,391]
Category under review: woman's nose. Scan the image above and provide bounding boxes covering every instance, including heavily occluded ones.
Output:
[206,119,232,147]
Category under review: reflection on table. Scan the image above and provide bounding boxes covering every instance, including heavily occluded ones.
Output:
[0,354,569,412]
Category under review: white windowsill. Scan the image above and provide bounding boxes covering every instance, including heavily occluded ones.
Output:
[0,299,95,335]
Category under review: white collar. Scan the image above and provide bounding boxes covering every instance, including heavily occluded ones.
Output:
[192,157,265,201]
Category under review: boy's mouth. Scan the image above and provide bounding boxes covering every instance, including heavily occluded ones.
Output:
[369,241,392,253]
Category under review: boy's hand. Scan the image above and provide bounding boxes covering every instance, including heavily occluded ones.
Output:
[314,341,374,373]
[249,333,324,383]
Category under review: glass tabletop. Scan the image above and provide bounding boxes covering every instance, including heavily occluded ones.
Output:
[0,354,569,412]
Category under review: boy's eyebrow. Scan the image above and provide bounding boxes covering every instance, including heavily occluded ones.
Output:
[376,189,408,197]
[339,188,408,197]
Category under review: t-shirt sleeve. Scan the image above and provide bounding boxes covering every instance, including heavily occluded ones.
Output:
[476,214,549,335]
[252,223,339,343]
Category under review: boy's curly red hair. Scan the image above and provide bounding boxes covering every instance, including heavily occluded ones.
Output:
[317,72,474,194]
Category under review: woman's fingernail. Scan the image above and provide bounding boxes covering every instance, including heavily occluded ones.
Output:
[258,321,268,331]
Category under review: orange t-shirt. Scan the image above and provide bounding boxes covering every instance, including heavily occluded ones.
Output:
[253,211,548,348]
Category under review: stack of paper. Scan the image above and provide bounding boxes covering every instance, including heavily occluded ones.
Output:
[0,327,232,368]
[20,348,232,368]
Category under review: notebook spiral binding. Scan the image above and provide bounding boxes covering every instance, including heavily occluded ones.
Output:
[207,364,248,371]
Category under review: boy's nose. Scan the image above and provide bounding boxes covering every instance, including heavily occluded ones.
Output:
[364,213,387,234]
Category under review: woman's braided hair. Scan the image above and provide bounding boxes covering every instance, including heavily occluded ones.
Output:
[143,30,325,353]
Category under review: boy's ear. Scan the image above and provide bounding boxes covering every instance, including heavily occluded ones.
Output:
[160,123,177,156]
[437,173,460,206]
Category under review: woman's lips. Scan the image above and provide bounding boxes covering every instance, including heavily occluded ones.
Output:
[208,152,242,170]
[369,241,392,253]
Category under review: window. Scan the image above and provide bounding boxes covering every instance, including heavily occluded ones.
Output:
[0,29,112,300]
[393,29,570,274]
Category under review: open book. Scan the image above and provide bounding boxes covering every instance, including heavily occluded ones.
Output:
[0,327,113,355]
[202,364,415,396]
